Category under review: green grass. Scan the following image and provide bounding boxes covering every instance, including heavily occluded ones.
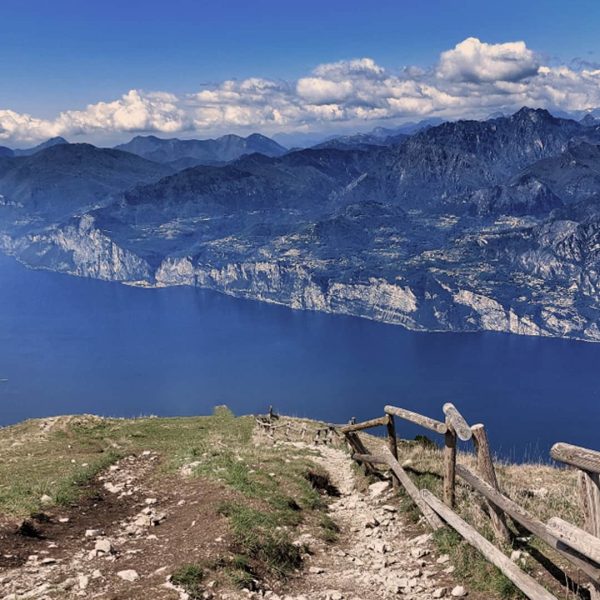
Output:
[433,529,523,599]
[54,450,121,506]
[0,408,337,589]
[0,407,255,516]
[319,513,340,543]
[171,564,204,598]
[218,502,304,579]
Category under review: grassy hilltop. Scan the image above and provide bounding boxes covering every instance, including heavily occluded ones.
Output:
[0,408,587,599]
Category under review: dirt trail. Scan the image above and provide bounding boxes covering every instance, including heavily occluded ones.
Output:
[271,441,461,600]
[0,452,234,600]
[0,431,467,600]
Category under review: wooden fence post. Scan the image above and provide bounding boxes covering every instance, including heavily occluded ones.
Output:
[551,442,600,599]
[345,432,375,476]
[579,470,600,538]
[471,424,511,543]
[444,419,457,508]
[441,403,472,508]
[579,471,600,599]
[386,414,399,490]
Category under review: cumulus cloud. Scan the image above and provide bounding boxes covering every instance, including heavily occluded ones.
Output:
[2,37,600,145]
[0,90,188,144]
[436,37,540,83]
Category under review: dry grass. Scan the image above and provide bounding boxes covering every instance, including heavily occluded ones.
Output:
[396,440,582,531]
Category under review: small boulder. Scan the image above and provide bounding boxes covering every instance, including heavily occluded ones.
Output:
[94,539,113,554]
[117,569,139,582]
[451,585,467,597]
[369,481,390,497]
[85,529,101,538]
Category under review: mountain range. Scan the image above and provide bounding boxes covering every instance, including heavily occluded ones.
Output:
[114,132,287,168]
[2,108,600,341]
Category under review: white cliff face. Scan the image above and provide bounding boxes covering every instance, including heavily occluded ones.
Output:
[453,289,547,336]
[18,216,151,282]
[151,256,600,341]
[155,256,196,286]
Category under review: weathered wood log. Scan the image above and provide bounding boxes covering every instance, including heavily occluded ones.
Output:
[442,403,472,441]
[443,421,457,508]
[575,460,600,597]
[386,414,399,491]
[340,416,389,433]
[345,432,376,476]
[547,517,600,566]
[352,448,444,530]
[352,452,388,464]
[553,442,600,595]
[579,470,600,538]
[421,490,558,600]
[456,464,600,583]
[471,424,511,543]
[384,405,447,435]
[551,443,600,474]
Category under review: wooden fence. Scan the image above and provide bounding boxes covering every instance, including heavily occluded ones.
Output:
[339,403,600,600]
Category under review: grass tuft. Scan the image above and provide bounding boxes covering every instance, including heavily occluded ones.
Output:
[218,502,303,577]
[54,451,121,506]
[319,513,340,543]
[171,564,204,599]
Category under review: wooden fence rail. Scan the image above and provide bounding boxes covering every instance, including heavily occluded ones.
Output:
[421,490,558,600]
[384,405,447,434]
[334,402,600,599]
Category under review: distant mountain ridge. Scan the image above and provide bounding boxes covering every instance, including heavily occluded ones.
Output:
[0,143,173,227]
[115,132,287,166]
[312,118,442,150]
[0,136,69,158]
[2,107,600,342]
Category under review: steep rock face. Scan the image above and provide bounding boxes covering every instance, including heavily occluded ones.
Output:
[153,255,598,340]
[365,108,599,207]
[156,258,600,340]
[8,215,151,282]
[518,142,600,201]
[457,176,563,217]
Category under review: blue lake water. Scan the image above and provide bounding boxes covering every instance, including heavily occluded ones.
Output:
[1,253,599,462]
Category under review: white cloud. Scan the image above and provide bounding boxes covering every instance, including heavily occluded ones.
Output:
[2,37,600,145]
[437,37,540,83]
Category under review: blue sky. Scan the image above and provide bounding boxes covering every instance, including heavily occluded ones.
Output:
[2,0,600,144]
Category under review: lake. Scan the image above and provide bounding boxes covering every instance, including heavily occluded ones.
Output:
[1,253,599,462]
